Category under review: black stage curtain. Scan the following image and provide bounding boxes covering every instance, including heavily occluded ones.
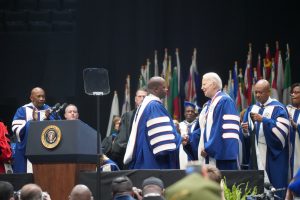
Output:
[0,0,299,137]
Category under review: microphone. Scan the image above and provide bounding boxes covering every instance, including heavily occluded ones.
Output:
[49,103,61,113]
[56,103,68,113]
[264,182,286,193]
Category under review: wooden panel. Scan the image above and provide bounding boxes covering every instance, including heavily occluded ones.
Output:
[33,163,95,200]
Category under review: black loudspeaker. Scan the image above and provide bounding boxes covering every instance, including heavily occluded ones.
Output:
[83,68,110,96]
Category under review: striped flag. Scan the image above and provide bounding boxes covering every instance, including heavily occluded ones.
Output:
[121,75,131,115]
[270,58,279,100]
[275,42,284,102]
[244,44,252,106]
[283,44,292,105]
[185,48,198,103]
[256,54,262,80]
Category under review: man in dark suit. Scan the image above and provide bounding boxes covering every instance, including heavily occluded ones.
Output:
[111,88,147,169]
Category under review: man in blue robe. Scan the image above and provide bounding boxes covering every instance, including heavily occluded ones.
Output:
[197,72,240,170]
[241,79,289,198]
[124,76,181,169]
[11,87,59,173]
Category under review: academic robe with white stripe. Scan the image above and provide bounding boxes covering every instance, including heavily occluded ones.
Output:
[127,97,181,169]
[243,98,289,197]
[286,105,300,177]
[201,92,240,169]
[11,103,58,173]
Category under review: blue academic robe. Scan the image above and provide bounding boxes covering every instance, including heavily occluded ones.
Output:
[128,97,181,169]
[286,105,300,177]
[243,98,289,198]
[204,92,240,169]
[11,103,59,173]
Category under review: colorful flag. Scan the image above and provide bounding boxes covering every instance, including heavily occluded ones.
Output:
[270,59,279,100]
[283,44,292,105]
[276,43,284,102]
[233,62,239,100]
[106,91,120,137]
[244,44,252,106]
[256,54,262,80]
[175,48,182,120]
[121,75,131,115]
[185,48,198,103]
[169,67,180,120]
[161,48,168,78]
[238,68,247,110]
[264,44,272,81]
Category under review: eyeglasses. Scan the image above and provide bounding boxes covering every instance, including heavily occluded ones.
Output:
[290,91,300,95]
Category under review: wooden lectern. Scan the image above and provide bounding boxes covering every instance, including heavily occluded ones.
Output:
[26,120,99,200]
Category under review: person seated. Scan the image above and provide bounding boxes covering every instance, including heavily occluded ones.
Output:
[141,177,166,200]
[0,181,14,200]
[64,104,79,120]
[111,176,135,200]
[100,154,120,171]
[19,183,51,200]
[69,184,94,200]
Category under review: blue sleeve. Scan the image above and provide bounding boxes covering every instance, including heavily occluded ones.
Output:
[262,106,289,158]
[144,101,181,157]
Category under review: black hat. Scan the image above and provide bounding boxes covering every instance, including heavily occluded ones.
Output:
[142,177,164,189]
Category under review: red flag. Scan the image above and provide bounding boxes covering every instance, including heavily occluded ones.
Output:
[264,44,272,81]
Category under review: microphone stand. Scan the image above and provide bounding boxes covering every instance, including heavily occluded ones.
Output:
[96,95,101,200]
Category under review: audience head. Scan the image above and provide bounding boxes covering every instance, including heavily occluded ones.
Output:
[288,169,300,197]
[201,73,222,98]
[0,181,14,200]
[290,83,300,108]
[254,79,270,104]
[111,176,133,197]
[64,104,79,120]
[204,164,222,184]
[30,87,46,109]
[112,116,121,131]
[19,183,43,200]
[165,173,221,200]
[135,88,147,107]
[183,101,197,123]
[69,184,93,200]
[142,177,165,197]
[147,77,167,99]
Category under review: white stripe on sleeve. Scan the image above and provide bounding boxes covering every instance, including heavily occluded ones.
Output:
[148,125,173,136]
[147,116,170,127]
[150,134,175,145]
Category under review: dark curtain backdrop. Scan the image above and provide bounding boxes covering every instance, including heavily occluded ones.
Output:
[0,0,299,138]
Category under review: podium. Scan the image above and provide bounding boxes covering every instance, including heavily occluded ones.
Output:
[26,120,98,200]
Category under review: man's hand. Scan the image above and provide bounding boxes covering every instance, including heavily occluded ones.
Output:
[250,112,263,122]
[181,134,189,146]
[44,109,50,120]
[200,149,207,158]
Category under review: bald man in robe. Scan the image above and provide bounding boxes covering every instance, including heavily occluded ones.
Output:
[11,87,59,173]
